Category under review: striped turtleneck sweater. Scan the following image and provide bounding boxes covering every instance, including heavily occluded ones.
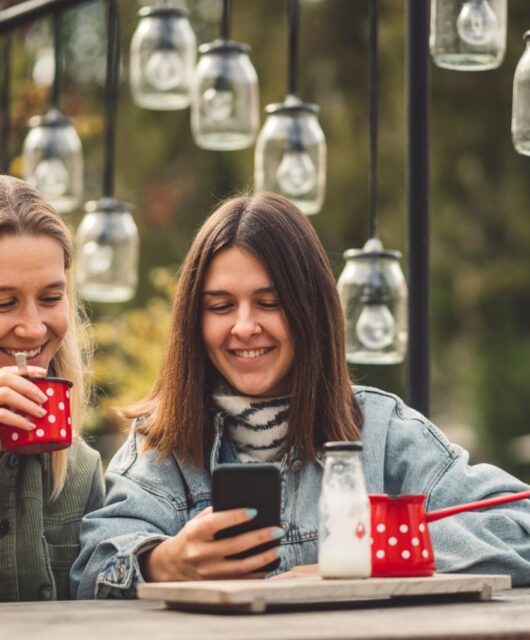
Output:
[213,389,290,463]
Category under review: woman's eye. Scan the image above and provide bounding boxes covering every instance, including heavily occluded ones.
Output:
[41,295,64,305]
[259,300,279,309]
[208,303,232,312]
[0,300,15,310]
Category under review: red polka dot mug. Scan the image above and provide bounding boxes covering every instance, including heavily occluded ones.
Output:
[0,377,73,454]
[370,490,530,577]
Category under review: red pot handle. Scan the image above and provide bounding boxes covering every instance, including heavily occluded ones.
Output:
[426,489,530,523]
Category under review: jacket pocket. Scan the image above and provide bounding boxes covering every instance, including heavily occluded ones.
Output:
[47,542,80,600]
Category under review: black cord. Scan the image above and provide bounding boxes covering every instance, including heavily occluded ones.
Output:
[369,0,378,240]
[103,0,120,199]
[51,11,62,109]
[0,35,11,174]
[220,0,230,41]
[287,0,299,96]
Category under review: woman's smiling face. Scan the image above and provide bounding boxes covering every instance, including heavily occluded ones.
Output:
[0,234,69,371]
[201,246,295,397]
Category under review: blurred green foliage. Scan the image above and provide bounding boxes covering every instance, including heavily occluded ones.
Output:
[4,1,529,478]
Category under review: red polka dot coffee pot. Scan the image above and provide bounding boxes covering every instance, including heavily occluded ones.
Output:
[369,491,530,577]
[0,377,73,454]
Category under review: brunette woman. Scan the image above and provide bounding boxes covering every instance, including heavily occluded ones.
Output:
[73,192,530,598]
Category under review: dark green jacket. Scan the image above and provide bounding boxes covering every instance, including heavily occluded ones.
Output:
[0,438,104,601]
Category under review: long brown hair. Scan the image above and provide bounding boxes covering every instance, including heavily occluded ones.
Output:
[0,175,92,497]
[126,192,362,465]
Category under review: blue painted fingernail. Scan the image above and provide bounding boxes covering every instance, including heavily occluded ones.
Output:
[271,528,285,539]
[245,508,258,518]
[275,548,283,558]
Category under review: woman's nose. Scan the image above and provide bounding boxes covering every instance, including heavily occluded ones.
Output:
[14,311,47,340]
[231,311,262,340]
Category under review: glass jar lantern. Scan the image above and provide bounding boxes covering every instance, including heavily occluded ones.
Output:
[130,3,196,110]
[76,198,139,303]
[430,0,507,71]
[254,96,326,216]
[337,238,408,365]
[191,40,259,151]
[512,31,530,156]
[23,108,83,214]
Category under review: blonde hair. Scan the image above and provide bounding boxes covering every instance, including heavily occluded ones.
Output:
[0,175,92,497]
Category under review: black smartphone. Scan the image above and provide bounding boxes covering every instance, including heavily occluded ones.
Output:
[212,463,282,572]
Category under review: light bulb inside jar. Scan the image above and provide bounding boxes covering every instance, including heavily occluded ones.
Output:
[33,158,70,198]
[456,0,498,46]
[202,86,234,122]
[144,49,184,91]
[355,303,395,351]
[276,149,317,197]
[81,241,114,275]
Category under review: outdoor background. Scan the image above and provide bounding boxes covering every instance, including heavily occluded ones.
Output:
[4,0,530,479]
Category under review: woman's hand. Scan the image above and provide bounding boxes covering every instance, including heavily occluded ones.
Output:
[0,366,48,431]
[141,506,284,582]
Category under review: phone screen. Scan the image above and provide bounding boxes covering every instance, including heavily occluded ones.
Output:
[212,463,282,571]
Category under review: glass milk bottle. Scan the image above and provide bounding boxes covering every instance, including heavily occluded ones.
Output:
[318,441,371,578]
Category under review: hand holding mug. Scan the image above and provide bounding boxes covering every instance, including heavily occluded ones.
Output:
[0,366,73,454]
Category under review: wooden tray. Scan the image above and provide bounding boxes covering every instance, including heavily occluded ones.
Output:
[138,573,511,613]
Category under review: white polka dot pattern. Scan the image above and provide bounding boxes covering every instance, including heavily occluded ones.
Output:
[0,379,72,453]
[388,537,397,546]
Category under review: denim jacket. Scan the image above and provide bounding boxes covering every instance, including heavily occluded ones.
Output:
[71,386,530,598]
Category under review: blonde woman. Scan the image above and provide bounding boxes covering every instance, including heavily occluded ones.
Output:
[0,175,103,601]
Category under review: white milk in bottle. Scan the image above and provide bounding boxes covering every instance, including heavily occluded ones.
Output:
[318,441,371,578]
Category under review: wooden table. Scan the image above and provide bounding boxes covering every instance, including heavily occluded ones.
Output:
[3,587,530,640]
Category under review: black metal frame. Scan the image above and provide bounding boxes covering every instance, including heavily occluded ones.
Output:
[0,0,432,416]
[406,0,430,416]
[0,0,93,34]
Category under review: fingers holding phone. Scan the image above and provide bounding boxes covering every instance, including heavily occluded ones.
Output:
[140,505,282,582]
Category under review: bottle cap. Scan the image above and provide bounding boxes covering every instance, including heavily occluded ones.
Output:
[324,441,363,452]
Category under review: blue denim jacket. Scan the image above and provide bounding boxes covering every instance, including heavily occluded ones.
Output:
[71,386,530,598]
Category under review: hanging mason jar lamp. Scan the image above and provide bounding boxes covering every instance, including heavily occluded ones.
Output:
[130,1,197,110]
[254,0,325,215]
[23,109,83,214]
[77,0,139,303]
[23,14,83,214]
[337,0,407,365]
[255,96,325,215]
[76,198,139,303]
[430,0,507,71]
[512,31,530,156]
[338,239,408,365]
[191,0,259,150]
